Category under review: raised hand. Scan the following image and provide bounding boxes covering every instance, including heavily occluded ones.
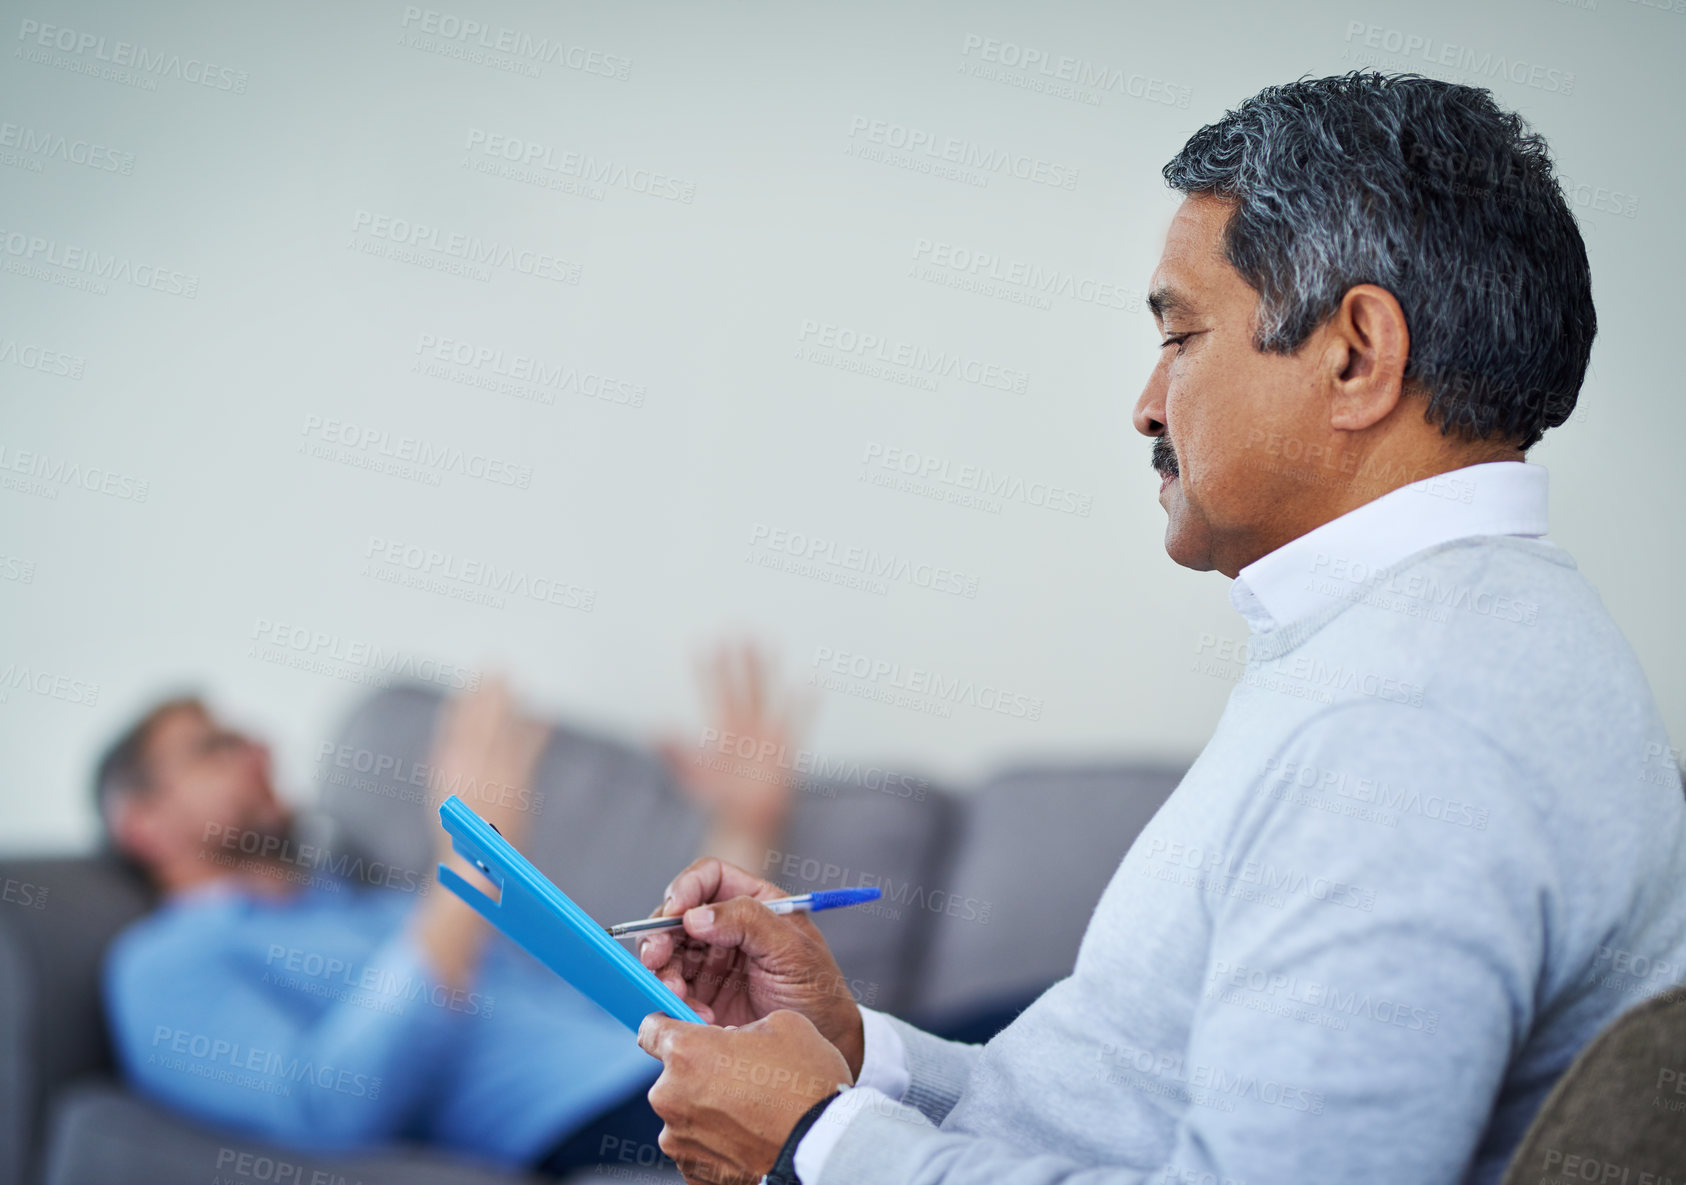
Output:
[658,640,816,851]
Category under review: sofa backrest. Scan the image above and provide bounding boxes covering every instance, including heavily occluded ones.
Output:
[313,683,961,1015]
[899,760,1185,1022]
[311,682,709,928]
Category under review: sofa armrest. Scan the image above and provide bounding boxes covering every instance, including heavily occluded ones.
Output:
[0,856,154,1185]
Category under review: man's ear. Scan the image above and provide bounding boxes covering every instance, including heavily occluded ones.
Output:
[109,795,162,868]
[1324,283,1411,433]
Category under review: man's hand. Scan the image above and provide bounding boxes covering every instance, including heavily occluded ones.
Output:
[428,675,549,859]
[415,676,550,990]
[638,857,866,1078]
[637,1009,851,1185]
[658,641,815,860]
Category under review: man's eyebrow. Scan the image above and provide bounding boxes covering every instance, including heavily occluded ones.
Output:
[1146,285,1191,321]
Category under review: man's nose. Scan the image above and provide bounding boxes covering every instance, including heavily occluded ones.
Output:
[235,737,269,776]
[1133,371,1166,438]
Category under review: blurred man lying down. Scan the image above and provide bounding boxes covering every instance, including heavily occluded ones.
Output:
[94,650,802,1177]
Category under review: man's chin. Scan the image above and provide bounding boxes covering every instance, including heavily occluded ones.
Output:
[239,809,294,848]
[1160,486,1218,571]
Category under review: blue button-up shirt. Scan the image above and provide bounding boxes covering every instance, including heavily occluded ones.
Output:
[103,877,659,1167]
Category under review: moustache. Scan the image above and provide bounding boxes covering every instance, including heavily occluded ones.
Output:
[1151,437,1179,479]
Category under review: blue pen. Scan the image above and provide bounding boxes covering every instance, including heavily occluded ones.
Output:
[605,886,882,938]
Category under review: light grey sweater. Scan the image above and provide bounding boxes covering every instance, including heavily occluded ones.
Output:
[819,536,1686,1185]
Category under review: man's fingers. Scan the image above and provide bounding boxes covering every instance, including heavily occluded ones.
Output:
[643,858,791,970]
[657,966,689,998]
[662,857,786,917]
[695,938,740,1009]
[679,935,708,983]
[683,896,801,963]
[740,638,767,722]
[639,932,674,969]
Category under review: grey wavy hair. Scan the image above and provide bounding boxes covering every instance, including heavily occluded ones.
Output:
[1162,71,1594,450]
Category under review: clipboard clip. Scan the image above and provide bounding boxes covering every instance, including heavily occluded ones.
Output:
[437,807,507,914]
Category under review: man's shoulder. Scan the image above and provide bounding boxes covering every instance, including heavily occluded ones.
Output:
[1332,537,1658,744]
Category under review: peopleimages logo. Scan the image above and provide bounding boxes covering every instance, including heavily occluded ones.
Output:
[748,522,981,599]
[399,7,631,79]
[0,338,86,379]
[15,18,250,92]
[809,645,1045,720]
[0,227,200,297]
[414,333,647,408]
[911,237,1141,312]
[798,320,1029,394]
[0,442,150,501]
[846,115,1079,190]
[463,129,695,202]
[1341,22,1575,94]
[958,34,1192,108]
[148,1026,380,1099]
[248,617,479,691]
[349,210,582,285]
[0,122,135,174]
[0,663,100,707]
[698,727,931,801]
[1261,757,1490,831]
[861,442,1094,517]
[363,534,594,611]
[201,822,426,894]
[300,415,534,489]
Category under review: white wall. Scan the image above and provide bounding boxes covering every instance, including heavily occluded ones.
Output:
[3,0,1681,854]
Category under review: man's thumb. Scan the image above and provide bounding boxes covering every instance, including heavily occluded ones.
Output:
[637,1011,673,1058]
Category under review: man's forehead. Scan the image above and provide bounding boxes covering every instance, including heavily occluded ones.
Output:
[1148,195,1238,317]
[151,705,213,753]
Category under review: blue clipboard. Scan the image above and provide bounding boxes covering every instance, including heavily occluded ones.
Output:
[435,794,703,1031]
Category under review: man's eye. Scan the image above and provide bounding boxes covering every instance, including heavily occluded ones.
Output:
[1159,334,1190,353]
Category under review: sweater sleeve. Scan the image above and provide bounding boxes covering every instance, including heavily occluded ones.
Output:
[104,918,469,1150]
[813,702,1551,1185]
[881,1011,981,1124]
[795,1005,971,1182]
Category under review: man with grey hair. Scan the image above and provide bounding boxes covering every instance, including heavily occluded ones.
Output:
[630,72,1686,1185]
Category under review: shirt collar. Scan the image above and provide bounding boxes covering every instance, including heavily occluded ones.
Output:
[164,877,248,908]
[1229,460,1550,632]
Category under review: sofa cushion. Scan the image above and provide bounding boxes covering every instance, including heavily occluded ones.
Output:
[900,762,1185,1021]
[42,1080,538,1185]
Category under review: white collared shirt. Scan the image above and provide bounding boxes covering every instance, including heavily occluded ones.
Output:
[1229,460,1551,633]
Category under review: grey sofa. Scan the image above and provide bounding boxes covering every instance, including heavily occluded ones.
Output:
[0,683,1187,1185]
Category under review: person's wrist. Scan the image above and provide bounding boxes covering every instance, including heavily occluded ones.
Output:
[763,1089,840,1185]
[721,794,790,846]
[832,1006,864,1081]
